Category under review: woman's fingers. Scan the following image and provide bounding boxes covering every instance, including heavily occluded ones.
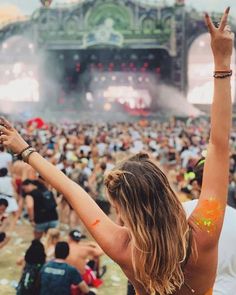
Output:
[0,117,14,130]
[205,7,231,34]
[219,7,230,31]
[205,13,215,34]
[0,125,11,135]
[0,135,9,145]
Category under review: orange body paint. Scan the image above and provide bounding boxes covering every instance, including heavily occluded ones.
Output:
[193,199,223,233]
[91,219,101,227]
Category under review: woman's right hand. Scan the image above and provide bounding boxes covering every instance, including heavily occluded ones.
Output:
[205,7,234,70]
[0,117,29,155]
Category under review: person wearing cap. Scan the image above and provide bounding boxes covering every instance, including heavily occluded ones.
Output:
[0,167,19,228]
[66,230,105,288]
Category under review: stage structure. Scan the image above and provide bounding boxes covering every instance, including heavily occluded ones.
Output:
[0,0,235,114]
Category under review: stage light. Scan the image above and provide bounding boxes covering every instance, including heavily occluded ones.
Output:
[130,54,138,60]
[86,92,93,102]
[129,63,134,68]
[73,54,79,60]
[13,63,23,75]
[91,54,97,61]
[76,63,81,73]
[104,103,112,111]
[138,77,143,82]
[2,43,8,49]
[28,43,34,50]
[112,76,117,81]
[128,76,133,81]
[148,54,155,60]
[0,77,39,102]
[101,76,106,81]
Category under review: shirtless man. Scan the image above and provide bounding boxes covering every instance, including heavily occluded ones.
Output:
[0,198,11,248]
[66,230,105,287]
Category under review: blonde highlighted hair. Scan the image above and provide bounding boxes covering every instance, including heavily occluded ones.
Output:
[104,153,190,294]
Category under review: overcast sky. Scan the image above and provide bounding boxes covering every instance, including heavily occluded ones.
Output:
[0,0,236,16]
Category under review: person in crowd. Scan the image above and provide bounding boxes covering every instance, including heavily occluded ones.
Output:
[66,229,105,287]
[39,241,95,295]
[11,160,38,222]
[0,168,18,218]
[89,162,111,215]
[22,179,58,239]
[227,172,236,209]
[0,168,15,197]
[0,145,12,170]
[192,158,236,208]
[17,239,46,295]
[44,228,60,260]
[0,8,233,295]
[0,198,10,249]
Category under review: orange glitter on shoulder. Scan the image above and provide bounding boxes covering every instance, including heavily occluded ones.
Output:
[192,199,223,233]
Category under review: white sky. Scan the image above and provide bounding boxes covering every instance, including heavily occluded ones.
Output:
[0,0,235,16]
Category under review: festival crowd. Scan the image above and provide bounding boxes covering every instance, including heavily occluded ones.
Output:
[0,116,236,294]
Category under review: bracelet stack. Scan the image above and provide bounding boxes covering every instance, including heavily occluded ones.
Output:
[214,70,232,79]
[19,146,37,163]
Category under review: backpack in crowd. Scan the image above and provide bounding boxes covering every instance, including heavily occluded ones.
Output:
[16,263,42,295]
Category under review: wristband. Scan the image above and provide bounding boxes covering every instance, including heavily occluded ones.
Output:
[17,146,30,161]
[21,147,37,163]
[214,70,232,79]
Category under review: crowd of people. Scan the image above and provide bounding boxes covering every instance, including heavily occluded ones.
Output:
[0,115,235,294]
[0,7,235,295]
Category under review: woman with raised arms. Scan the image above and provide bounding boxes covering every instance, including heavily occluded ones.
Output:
[0,8,233,295]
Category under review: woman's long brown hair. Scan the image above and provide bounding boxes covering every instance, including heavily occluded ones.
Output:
[104,153,190,294]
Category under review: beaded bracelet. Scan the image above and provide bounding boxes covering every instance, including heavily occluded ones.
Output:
[214,70,232,79]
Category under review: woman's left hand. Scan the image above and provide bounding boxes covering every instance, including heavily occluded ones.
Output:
[0,117,29,154]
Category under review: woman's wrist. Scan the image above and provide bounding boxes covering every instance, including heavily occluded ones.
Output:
[214,59,231,71]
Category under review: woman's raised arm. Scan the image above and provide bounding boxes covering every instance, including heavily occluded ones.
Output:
[190,8,234,245]
[0,120,129,263]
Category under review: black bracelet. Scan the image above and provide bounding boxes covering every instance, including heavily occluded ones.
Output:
[16,146,30,161]
[214,71,233,79]
[19,146,30,156]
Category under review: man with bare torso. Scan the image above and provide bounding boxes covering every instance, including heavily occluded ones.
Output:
[66,230,105,287]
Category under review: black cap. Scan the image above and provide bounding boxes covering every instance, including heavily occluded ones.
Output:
[69,230,86,242]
